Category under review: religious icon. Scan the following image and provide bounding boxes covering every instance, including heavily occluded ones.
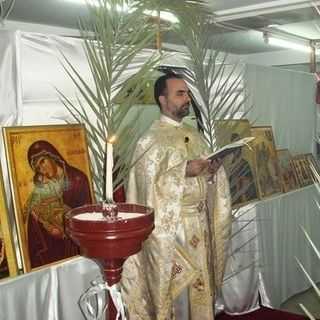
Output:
[291,154,314,187]
[0,165,18,278]
[276,149,300,192]
[214,119,258,207]
[305,153,320,182]
[251,126,282,198]
[3,124,94,272]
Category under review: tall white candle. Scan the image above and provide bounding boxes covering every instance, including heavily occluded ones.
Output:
[105,136,115,201]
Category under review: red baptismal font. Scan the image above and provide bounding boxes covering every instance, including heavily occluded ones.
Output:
[66,136,154,319]
[65,202,154,320]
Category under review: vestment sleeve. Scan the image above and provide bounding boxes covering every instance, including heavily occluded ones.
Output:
[207,166,232,288]
[125,139,187,319]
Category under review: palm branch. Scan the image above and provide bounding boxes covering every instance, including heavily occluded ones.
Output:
[59,0,160,200]
[170,8,259,286]
[295,202,320,319]
[172,10,249,151]
[292,4,320,319]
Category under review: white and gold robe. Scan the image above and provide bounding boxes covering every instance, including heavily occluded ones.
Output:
[121,116,231,320]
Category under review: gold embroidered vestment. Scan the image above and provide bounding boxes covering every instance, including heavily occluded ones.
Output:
[121,119,231,320]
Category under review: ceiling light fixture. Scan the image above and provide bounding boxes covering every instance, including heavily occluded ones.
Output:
[268,37,312,53]
[64,0,178,23]
[65,0,130,12]
[263,32,314,54]
[143,10,179,24]
[213,0,320,22]
[64,0,99,5]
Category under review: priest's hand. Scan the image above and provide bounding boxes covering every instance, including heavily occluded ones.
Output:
[186,159,210,177]
[208,158,223,175]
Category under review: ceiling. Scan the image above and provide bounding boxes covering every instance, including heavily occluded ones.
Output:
[3,0,320,55]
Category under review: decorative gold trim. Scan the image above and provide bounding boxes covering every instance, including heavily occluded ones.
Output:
[3,124,95,272]
[171,242,199,300]
[0,165,18,278]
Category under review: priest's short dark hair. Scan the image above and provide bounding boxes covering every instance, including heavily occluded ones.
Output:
[154,73,183,108]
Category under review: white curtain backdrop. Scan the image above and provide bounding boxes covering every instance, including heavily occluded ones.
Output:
[0,30,318,319]
[0,30,19,126]
[219,185,320,314]
[255,185,320,308]
[244,64,316,155]
[0,257,101,320]
[217,203,264,315]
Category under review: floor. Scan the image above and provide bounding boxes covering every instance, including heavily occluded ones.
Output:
[281,286,320,319]
[215,287,319,320]
[216,306,306,320]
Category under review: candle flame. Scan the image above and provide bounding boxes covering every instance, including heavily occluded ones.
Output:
[107,135,116,144]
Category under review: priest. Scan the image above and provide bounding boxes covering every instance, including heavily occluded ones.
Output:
[121,73,232,320]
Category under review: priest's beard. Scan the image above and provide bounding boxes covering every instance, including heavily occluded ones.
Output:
[175,104,190,120]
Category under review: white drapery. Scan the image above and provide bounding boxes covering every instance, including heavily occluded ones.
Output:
[0,30,19,126]
[0,186,319,319]
[216,63,318,314]
[244,64,316,155]
[255,185,320,308]
[217,203,265,314]
[0,30,318,318]
[0,257,101,320]
[219,185,320,314]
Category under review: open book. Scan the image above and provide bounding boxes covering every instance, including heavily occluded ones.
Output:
[205,137,255,161]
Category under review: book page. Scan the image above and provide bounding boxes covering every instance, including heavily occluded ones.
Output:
[205,137,255,161]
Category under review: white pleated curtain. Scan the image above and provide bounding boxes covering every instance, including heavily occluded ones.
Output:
[0,30,318,320]
[244,64,316,155]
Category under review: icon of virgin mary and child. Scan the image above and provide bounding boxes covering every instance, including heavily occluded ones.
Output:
[23,140,93,268]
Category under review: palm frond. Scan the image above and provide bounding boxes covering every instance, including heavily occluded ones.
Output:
[223,259,260,283]
[172,11,247,153]
[296,224,320,320]
[228,234,257,258]
[296,257,320,297]
[301,225,320,260]
[299,304,316,320]
[170,7,259,290]
[59,0,159,200]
